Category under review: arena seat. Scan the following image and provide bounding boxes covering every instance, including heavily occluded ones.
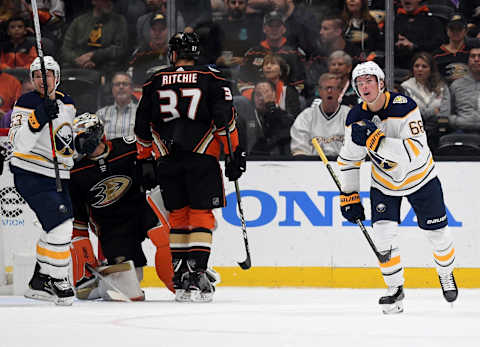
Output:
[436,133,480,156]
[59,68,102,114]
[2,68,29,82]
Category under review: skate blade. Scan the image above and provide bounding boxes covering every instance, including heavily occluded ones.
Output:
[189,289,213,303]
[55,296,74,306]
[381,301,404,314]
[24,289,55,303]
[175,289,191,302]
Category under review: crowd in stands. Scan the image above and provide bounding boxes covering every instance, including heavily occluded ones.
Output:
[2,0,480,157]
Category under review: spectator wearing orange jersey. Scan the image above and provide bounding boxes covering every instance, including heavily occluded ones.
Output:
[0,17,37,70]
[0,71,21,122]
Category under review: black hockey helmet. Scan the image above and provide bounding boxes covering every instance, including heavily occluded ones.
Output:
[168,32,200,62]
[73,113,105,155]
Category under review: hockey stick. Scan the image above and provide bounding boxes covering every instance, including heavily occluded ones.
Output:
[311,137,392,263]
[85,263,132,302]
[31,0,62,193]
[224,123,251,270]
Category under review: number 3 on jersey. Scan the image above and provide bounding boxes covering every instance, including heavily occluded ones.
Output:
[158,88,201,122]
[158,87,232,122]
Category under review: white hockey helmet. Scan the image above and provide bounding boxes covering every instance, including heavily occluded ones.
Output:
[351,61,385,96]
[30,56,61,89]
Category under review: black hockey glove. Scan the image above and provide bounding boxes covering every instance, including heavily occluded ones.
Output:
[136,158,157,191]
[225,146,247,181]
[340,191,365,224]
[28,99,59,133]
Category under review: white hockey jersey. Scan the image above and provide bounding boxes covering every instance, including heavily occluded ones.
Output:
[290,99,350,156]
[338,91,437,196]
[9,90,76,179]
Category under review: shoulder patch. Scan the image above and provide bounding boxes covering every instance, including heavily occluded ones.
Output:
[392,95,407,104]
[14,91,42,110]
[208,65,221,73]
[123,135,136,144]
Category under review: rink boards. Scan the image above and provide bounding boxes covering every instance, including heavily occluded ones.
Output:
[1,161,480,287]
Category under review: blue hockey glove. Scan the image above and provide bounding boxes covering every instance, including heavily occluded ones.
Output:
[351,119,385,151]
[340,191,365,223]
[28,99,59,133]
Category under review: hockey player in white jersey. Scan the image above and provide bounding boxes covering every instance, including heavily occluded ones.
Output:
[337,61,457,314]
[8,56,77,305]
[290,73,350,157]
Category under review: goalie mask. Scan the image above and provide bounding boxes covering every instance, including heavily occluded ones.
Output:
[73,113,105,155]
[30,56,61,89]
[168,32,200,63]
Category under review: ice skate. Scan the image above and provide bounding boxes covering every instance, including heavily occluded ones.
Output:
[379,285,404,314]
[439,272,458,303]
[24,263,55,302]
[189,271,215,303]
[51,277,75,306]
[174,271,192,302]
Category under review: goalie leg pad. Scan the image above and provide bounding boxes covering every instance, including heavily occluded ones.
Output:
[148,226,175,293]
[97,261,145,301]
[146,186,170,229]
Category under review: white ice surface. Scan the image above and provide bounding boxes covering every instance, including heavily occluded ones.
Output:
[1,288,479,347]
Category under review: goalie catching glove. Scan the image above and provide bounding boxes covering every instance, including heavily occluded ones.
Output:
[225,146,246,181]
[340,191,365,223]
[351,119,385,151]
[28,98,59,132]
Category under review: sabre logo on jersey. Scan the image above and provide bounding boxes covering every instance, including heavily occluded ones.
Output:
[222,190,462,228]
[54,123,74,157]
[90,175,132,208]
[369,151,398,171]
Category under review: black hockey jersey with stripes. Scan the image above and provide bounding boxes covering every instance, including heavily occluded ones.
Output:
[134,64,238,158]
[70,137,150,228]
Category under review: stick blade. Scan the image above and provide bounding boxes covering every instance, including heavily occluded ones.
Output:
[105,289,131,302]
[237,256,251,270]
[85,263,132,302]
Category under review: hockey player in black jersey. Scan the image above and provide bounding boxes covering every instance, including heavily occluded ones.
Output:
[69,113,175,300]
[135,32,246,302]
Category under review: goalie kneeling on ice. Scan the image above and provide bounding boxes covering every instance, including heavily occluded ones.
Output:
[75,260,144,301]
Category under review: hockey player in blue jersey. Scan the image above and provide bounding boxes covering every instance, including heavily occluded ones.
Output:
[8,56,77,305]
[337,61,457,314]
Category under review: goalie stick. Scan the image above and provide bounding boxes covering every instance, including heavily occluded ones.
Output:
[311,137,392,263]
[224,123,251,270]
[31,0,62,193]
[85,263,132,302]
